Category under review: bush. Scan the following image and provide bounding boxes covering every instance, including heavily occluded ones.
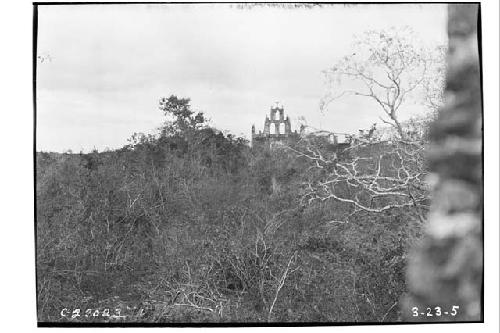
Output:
[36,96,425,323]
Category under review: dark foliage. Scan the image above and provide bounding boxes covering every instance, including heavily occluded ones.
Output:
[36,96,423,323]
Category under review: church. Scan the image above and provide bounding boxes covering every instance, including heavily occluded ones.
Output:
[251,102,302,148]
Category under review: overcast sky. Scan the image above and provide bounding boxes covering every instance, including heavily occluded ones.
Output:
[36,3,447,152]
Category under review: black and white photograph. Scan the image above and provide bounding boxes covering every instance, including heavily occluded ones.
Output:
[23,1,495,328]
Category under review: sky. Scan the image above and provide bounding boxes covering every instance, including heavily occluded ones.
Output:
[36,3,448,152]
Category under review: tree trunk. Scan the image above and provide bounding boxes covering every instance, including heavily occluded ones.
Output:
[392,115,406,141]
[403,4,482,321]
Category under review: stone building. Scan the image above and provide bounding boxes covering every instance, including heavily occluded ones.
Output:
[251,102,301,148]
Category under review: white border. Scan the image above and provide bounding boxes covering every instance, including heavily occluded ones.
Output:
[0,0,497,332]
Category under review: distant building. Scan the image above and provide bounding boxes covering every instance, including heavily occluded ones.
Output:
[252,102,301,148]
[373,118,429,142]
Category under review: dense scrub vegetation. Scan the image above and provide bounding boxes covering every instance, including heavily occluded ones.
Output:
[36,96,427,323]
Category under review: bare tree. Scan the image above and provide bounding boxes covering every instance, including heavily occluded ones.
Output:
[320,26,446,140]
[420,45,447,112]
[291,139,430,224]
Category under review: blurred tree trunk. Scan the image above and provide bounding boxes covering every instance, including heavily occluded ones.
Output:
[271,175,281,195]
[403,4,482,321]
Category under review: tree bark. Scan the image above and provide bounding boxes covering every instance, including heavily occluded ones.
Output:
[403,4,482,321]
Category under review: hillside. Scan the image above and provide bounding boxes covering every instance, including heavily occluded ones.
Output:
[36,107,427,322]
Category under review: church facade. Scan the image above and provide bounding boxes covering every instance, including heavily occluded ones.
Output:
[251,103,302,148]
